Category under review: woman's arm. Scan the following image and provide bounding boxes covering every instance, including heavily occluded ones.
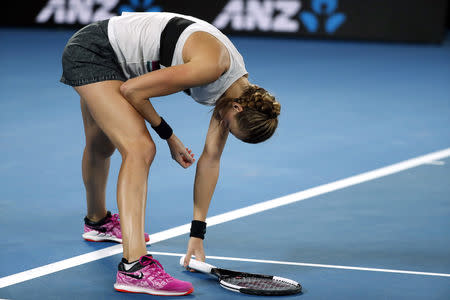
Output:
[119,61,225,168]
[119,29,228,126]
[119,58,225,123]
[118,62,224,168]
[192,116,229,220]
[184,115,229,266]
[118,32,228,168]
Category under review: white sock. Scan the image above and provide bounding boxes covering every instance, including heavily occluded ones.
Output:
[123,260,140,271]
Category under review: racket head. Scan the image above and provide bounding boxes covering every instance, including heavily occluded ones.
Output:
[215,268,302,296]
[179,256,302,295]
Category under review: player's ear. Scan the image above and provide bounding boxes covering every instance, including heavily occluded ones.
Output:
[232,102,243,112]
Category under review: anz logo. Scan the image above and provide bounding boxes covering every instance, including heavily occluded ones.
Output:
[118,0,161,14]
[36,0,120,24]
[300,0,346,33]
[213,0,346,34]
[36,0,161,25]
[213,0,301,32]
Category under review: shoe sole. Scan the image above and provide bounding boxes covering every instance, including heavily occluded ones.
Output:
[82,231,149,243]
[114,283,194,296]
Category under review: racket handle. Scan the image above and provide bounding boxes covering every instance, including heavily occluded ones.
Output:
[179,255,216,274]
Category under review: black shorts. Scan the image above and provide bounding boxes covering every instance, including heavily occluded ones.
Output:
[60,19,127,87]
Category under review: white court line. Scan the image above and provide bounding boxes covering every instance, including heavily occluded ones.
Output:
[425,160,446,166]
[0,148,449,288]
[147,251,450,278]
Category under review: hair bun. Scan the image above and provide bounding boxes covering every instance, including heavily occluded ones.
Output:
[235,85,280,119]
[271,101,281,118]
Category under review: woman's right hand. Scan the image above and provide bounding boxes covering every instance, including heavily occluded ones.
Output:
[166,134,195,168]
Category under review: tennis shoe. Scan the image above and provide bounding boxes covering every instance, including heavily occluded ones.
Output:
[82,211,150,243]
[114,255,194,296]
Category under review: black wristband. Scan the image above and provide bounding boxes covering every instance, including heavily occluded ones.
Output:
[151,117,173,139]
[190,220,206,240]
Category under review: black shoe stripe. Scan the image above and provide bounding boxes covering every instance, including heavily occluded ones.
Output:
[120,272,144,280]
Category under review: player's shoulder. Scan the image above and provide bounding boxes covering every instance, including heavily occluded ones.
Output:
[184,31,230,75]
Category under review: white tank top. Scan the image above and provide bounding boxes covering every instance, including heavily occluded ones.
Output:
[107,12,248,106]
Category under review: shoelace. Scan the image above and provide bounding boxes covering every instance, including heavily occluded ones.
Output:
[110,214,122,237]
[95,214,121,236]
[140,256,173,282]
[109,214,121,227]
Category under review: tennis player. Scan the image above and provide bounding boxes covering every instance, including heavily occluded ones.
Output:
[60,12,280,296]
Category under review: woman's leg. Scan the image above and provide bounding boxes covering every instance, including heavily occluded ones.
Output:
[75,80,154,262]
[80,97,116,222]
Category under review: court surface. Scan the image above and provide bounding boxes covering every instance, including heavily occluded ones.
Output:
[0,27,449,299]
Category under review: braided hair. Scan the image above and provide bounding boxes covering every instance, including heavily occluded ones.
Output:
[213,85,280,144]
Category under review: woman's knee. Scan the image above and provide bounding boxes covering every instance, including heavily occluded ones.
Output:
[119,135,156,166]
[85,129,116,158]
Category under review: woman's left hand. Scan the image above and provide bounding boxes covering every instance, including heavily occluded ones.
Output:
[183,237,205,271]
[166,134,195,168]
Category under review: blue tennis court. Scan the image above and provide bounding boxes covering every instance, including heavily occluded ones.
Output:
[0,27,449,299]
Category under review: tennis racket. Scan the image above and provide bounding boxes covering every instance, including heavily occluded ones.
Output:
[180,256,302,296]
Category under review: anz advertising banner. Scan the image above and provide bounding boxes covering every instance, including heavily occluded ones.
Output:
[2,0,448,43]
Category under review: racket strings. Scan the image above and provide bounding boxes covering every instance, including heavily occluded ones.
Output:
[224,277,296,291]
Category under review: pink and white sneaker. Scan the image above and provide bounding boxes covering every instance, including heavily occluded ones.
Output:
[82,211,150,243]
[114,255,194,296]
